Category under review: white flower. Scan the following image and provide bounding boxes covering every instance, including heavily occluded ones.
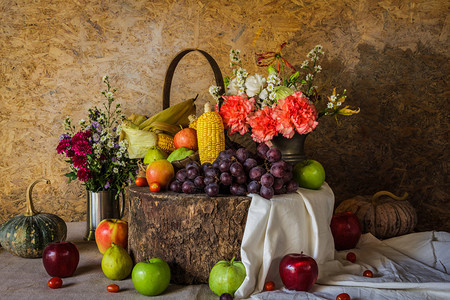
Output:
[269,91,277,100]
[267,83,274,92]
[106,92,114,98]
[117,151,122,158]
[102,75,108,82]
[336,101,342,106]
[113,167,118,173]
[107,140,114,148]
[314,65,322,72]
[301,60,309,68]
[330,95,337,102]
[245,74,266,97]
[226,78,240,95]
[306,74,314,81]
[327,102,334,109]
[259,89,268,100]
[79,119,85,125]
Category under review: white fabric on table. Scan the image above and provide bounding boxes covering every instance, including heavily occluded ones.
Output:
[236,182,450,300]
[235,183,336,299]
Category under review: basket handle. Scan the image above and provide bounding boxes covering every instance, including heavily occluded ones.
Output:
[162,49,225,109]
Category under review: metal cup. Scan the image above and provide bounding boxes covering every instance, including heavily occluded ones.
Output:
[84,190,124,241]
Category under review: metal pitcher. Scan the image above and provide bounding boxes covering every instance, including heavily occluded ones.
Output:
[84,190,125,241]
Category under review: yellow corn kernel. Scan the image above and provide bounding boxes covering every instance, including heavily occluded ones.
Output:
[188,114,197,130]
[157,133,176,154]
[196,103,225,164]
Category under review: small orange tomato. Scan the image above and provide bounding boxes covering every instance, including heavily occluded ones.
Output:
[149,182,161,192]
[135,176,148,187]
[346,252,356,263]
[336,293,351,300]
[107,284,119,293]
[363,270,373,278]
[264,281,275,291]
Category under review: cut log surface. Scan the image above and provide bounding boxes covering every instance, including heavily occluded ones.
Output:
[128,184,251,284]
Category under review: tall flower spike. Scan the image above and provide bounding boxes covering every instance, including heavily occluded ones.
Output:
[256,42,296,73]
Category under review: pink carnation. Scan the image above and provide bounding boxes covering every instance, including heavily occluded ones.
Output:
[72,155,87,168]
[247,106,278,143]
[218,95,255,135]
[71,131,92,156]
[76,167,91,181]
[275,91,318,138]
[56,138,71,154]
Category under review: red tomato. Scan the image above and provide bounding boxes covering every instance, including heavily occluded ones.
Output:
[107,284,119,293]
[336,293,351,300]
[135,176,148,187]
[149,182,161,192]
[346,252,356,263]
[363,270,373,278]
[264,281,275,291]
[48,277,63,289]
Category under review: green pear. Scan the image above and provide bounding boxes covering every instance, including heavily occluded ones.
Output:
[101,243,133,280]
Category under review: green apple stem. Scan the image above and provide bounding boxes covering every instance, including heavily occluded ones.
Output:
[230,256,236,264]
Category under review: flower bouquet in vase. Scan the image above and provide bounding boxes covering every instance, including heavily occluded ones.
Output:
[56,76,137,240]
[209,43,360,165]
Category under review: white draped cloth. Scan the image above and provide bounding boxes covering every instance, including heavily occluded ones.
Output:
[236,183,335,298]
[235,183,450,300]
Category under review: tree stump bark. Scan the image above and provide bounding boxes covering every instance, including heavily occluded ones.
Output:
[128,184,251,284]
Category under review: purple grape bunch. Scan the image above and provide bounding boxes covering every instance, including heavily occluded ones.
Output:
[169,144,298,199]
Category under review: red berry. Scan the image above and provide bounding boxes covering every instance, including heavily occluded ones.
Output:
[346,252,356,263]
[336,292,351,300]
[264,281,275,291]
[363,270,373,278]
[48,277,63,289]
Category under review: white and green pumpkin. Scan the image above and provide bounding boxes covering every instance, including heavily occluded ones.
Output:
[0,178,67,258]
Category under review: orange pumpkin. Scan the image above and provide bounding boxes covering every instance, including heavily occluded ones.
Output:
[335,191,417,239]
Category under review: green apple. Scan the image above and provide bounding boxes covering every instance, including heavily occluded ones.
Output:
[131,258,171,296]
[293,159,326,189]
[208,257,246,296]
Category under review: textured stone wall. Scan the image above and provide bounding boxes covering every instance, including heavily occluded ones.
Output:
[0,0,448,232]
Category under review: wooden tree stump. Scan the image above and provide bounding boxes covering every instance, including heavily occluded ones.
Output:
[128,185,251,284]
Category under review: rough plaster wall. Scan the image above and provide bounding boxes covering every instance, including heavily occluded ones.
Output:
[0,0,448,232]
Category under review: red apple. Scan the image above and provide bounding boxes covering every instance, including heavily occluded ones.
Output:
[279,253,318,292]
[330,212,362,251]
[95,219,128,254]
[174,128,198,150]
[42,241,79,277]
[146,159,175,190]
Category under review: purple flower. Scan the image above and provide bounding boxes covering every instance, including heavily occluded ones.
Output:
[111,156,118,163]
[114,143,119,149]
[59,134,71,142]
[104,181,111,189]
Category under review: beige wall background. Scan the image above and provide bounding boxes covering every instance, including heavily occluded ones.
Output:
[0,0,448,231]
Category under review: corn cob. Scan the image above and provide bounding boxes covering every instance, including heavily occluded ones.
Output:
[138,97,196,130]
[142,121,181,135]
[157,133,176,154]
[188,114,197,130]
[196,102,225,164]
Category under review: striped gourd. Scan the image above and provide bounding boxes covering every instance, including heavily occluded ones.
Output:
[157,133,176,154]
[196,103,225,164]
[335,191,417,239]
